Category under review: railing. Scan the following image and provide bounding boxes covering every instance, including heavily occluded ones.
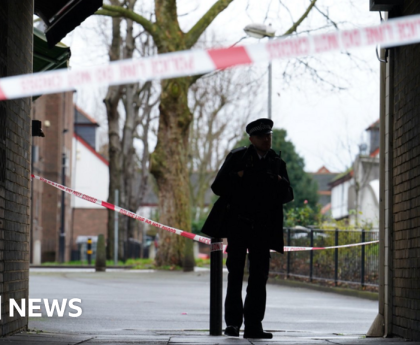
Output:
[270,228,379,291]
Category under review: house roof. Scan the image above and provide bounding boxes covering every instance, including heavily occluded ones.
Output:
[315,166,332,174]
[329,166,354,187]
[318,190,331,196]
[309,173,336,191]
[74,105,100,126]
[366,119,380,131]
[74,133,108,166]
[370,147,380,157]
[309,167,341,192]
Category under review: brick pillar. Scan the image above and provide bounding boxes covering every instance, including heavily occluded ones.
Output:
[0,0,33,336]
[388,1,420,341]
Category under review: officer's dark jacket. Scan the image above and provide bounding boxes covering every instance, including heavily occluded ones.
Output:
[201,145,294,253]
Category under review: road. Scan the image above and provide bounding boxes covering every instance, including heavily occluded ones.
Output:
[28,268,377,335]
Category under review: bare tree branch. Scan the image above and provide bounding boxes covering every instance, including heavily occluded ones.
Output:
[314,5,339,30]
[188,65,261,215]
[185,0,235,48]
[97,4,159,43]
[263,0,274,23]
[96,9,122,17]
[295,58,347,91]
[282,0,318,36]
[277,0,294,23]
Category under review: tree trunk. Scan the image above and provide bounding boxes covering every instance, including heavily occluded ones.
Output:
[150,78,194,270]
[136,109,151,258]
[104,11,123,261]
[106,2,144,261]
[121,83,138,259]
[97,0,238,269]
[104,85,122,260]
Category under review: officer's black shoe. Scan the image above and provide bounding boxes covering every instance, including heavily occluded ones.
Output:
[224,325,240,337]
[243,330,273,339]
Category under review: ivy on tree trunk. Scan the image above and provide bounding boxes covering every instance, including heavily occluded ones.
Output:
[150,78,193,268]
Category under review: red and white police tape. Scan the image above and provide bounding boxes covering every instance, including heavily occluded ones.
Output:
[283,240,379,252]
[2,14,420,101]
[31,174,378,252]
[31,174,211,246]
[212,240,380,253]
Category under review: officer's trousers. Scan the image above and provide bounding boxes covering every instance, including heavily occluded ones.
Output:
[224,226,270,331]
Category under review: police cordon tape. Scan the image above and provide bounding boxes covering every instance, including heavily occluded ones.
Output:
[31,174,212,246]
[212,240,380,253]
[32,174,379,253]
[2,14,420,100]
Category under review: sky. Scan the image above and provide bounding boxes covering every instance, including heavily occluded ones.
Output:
[61,0,382,173]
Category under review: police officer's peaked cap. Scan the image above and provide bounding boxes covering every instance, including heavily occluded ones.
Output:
[246,118,273,136]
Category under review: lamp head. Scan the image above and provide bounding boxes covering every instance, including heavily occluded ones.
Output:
[243,23,276,39]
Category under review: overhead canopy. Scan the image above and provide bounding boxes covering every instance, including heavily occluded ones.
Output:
[369,0,399,11]
[34,0,103,47]
[33,27,71,73]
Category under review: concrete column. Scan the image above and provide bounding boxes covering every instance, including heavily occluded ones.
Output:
[367,45,387,338]
[383,47,394,338]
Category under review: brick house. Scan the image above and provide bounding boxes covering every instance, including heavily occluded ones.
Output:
[32,100,160,262]
[70,105,163,259]
[308,166,340,215]
[329,119,380,226]
[70,106,109,259]
[31,92,74,263]
[31,101,113,262]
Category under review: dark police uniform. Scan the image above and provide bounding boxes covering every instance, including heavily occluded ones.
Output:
[202,118,294,338]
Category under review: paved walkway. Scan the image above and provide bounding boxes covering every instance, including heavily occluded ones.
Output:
[0,269,417,344]
[2,329,420,344]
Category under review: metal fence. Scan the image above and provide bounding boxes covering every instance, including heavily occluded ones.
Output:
[270,228,379,291]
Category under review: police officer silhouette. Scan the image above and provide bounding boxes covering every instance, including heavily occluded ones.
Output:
[202,118,294,339]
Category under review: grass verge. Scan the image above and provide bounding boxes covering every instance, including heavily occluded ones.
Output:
[39,258,227,270]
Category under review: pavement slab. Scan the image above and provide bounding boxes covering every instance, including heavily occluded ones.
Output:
[1,330,420,345]
[0,269,417,344]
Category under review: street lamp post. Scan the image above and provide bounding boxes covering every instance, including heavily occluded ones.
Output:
[243,23,276,120]
[59,153,66,263]
[268,53,272,120]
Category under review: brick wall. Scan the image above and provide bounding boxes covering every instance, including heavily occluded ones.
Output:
[390,1,420,340]
[36,95,61,262]
[0,0,33,336]
[72,208,108,250]
[31,99,46,264]
[31,93,74,263]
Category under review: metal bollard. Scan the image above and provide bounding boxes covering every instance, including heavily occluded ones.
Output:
[210,237,223,336]
[361,229,365,288]
[287,228,291,278]
[334,229,339,286]
[309,230,314,282]
[87,237,92,265]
